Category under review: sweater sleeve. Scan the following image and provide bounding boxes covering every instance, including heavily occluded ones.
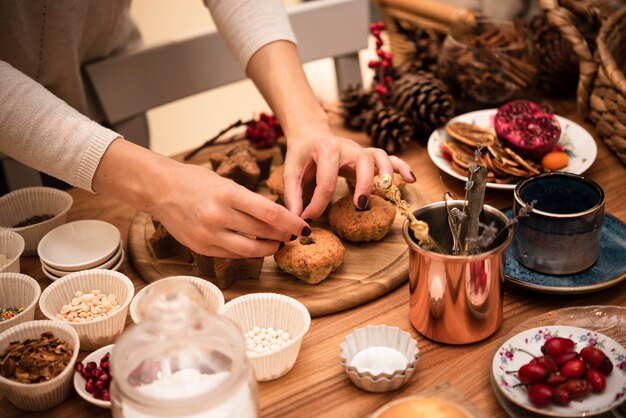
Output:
[0,61,120,192]
[204,0,297,71]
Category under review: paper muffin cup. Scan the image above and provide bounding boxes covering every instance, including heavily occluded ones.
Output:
[0,320,80,411]
[220,293,311,381]
[0,187,73,255]
[130,275,224,324]
[39,269,134,350]
[340,325,419,393]
[0,230,25,273]
[0,273,41,333]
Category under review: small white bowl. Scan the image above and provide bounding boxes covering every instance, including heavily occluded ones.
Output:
[130,275,224,324]
[40,251,126,282]
[0,320,80,411]
[0,273,41,333]
[73,343,114,408]
[340,325,419,393]
[39,269,135,350]
[42,241,123,276]
[0,230,25,273]
[220,293,311,381]
[38,220,121,271]
[0,187,73,256]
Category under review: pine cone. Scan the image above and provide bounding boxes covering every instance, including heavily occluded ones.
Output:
[527,15,579,95]
[391,18,443,74]
[365,106,414,154]
[339,83,377,131]
[391,71,454,133]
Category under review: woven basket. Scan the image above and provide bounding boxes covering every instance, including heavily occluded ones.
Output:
[541,0,626,164]
[372,0,477,68]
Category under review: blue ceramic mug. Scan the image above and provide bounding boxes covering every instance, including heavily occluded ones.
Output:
[513,172,605,275]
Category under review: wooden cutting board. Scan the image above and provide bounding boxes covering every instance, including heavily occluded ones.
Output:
[128,179,431,317]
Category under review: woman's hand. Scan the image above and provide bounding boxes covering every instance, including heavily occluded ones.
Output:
[282,127,416,220]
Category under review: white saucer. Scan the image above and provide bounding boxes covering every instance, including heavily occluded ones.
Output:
[42,240,122,276]
[73,344,114,408]
[41,249,125,281]
[38,220,121,271]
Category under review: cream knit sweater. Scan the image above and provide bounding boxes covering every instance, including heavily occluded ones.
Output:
[0,0,296,192]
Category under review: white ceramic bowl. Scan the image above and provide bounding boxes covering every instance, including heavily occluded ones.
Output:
[220,293,311,381]
[130,275,224,324]
[37,220,121,271]
[0,230,25,273]
[0,187,73,255]
[0,320,80,411]
[73,343,114,409]
[41,249,125,282]
[42,241,123,276]
[0,273,41,333]
[39,269,135,350]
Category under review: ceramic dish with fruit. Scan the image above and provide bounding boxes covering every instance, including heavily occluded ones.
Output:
[492,325,626,417]
[427,100,597,190]
[73,344,114,408]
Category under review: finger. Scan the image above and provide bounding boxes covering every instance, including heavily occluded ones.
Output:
[301,152,339,220]
[389,155,416,183]
[214,231,282,258]
[226,208,294,242]
[352,152,375,209]
[282,161,305,216]
[366,147,394,178]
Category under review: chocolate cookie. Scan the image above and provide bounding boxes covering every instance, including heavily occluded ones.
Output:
[329,195,396,242]
[274,228,345,284]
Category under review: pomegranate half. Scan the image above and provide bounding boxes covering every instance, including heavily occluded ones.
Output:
[494,100,561,160]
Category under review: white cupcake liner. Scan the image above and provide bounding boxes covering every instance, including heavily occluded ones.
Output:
[340,325,419,393]
[38,269,134,350]
[0,187,72,255]
[220,293,311,381]
[130,275,225,324]
[0,320,80,411]
[0,273,41,333]
[0,231,25,273]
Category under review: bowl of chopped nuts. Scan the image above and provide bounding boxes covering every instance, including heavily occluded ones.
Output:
[0,230,25,273]
[220,293,311,381]
[0,273,41,333]
[0,187,73,256]
[38,269,134,350]
[0,320,80,411]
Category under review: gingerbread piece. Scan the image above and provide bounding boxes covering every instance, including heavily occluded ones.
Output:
[211,144,273,190]
[148,217,193,262]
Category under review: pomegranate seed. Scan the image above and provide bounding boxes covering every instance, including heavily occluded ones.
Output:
[86,361,97,371]
[85,381,95,394]
[75,362,84,372]
[102,391,110,401]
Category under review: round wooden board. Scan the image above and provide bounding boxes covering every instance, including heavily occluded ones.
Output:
[128,180,431,317]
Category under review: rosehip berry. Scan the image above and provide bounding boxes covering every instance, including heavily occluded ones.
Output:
[552,387,571,406]
[528,383,553,407]
[580,346,613,375]
[530,356,558,373]
[371,28,381,37]
[367,60,380,69]
[541,337,576,358]
[560,359,587,379]
[381,60,390,69]
[545,372,568,387]
[376,49,386,58]
[558,379,592,400]
[518,363,550,385]
[375,38,383,48]
[585,368,607,393]
[374,85,388,95]
[554,351,580,368]
[369,23,378,31]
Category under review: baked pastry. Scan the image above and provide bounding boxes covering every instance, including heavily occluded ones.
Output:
[148,217,193,262]
[274,228,345,284]
[345,173,406,199]
[329,195,396,242]
[266,165,315,207]
[192,252,264,290]
[210,144,273,190]
[375,397,469,418]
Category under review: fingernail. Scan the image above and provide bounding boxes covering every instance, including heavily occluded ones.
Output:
[289,234,297,241]
[302,226,311,237]
[357,195,368,210]
[279,242,285,250]
[410,171,416,182]
[304,219,313,224]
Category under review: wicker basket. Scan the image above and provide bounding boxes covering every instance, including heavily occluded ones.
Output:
[541,0,626,164]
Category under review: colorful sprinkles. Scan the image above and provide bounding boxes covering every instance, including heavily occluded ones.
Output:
[0,306,25,321]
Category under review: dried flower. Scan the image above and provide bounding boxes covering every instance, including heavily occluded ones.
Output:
[465,180,475,190]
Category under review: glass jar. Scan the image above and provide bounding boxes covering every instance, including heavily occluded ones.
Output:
[438,17,536,109]
[111,281,258,418]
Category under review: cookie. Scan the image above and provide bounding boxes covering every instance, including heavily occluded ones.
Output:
[329,195,396,242]
[274,228,345,284]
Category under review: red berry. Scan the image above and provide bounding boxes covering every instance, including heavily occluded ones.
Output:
[530,356,558,373]
[102,391,110,401]
[558,379,592,400]
[377,22,385,30]
[80,368,91,379]
[541,337,575,358]
[371,28,381,37]
[580,346,613,375]
[560,359,586,379]
[367,60,379,69]
[375,38,383,48]
[85,381,95,394]
[376,49,386,58]
[75,362,84,372]
[528,383,553,407]
[86,361,97,371]
[518,363,550,385]
[374,85,388,95]
[586,368,607,393]
[554,351,580,368]
[552,387,571,406]
[545,372,568,387]
[101,361,110,371]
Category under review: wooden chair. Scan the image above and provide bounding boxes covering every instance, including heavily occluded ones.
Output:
[2,0,369,191]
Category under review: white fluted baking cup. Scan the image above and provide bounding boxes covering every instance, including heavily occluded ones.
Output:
[0,320,79,411]
[0,273,41,333]
[0,230,25,273]
[221,292,311,381]
[0,187,72,255]
[39,269,134,350]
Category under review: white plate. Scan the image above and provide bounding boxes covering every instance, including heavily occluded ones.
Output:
[427,109,598,190]
[41,250,125,281]
[492,325,626,417]
[38,220,121,271]
[73,343,114,408]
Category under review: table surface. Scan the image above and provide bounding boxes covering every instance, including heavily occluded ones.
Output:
[2,99,625,418]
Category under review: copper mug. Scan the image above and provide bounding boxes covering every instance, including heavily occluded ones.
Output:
[403,201,513,345]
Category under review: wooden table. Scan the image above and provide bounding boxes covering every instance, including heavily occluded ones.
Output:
[2,99,625,417]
